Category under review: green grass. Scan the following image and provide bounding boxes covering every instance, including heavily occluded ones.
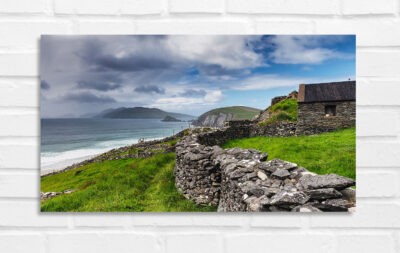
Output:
[41,153,216,212]
[260,99,298,125]
[223,127,355,179]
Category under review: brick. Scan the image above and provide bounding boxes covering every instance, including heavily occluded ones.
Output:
[310,202,400,228]
[48,233,159,253]
[0,173,38,198]
[336,234,395,252]
[357,110,398,137]
[169,0,224,13]
[55,0,164,15]
[250,214,303,228]
[357,142,400,167]
[0,0,47,14]
[342,0,395,15]
[54,0,121,15]
[357,172,399,197]
[0,53,37,76]
[358,51,400,78]
[121,0,164,15]
[0,114,38,136]
[357,78,400,105]
[135,20,254,34]
[314,18,400,47]
[0,201,68,227]
[77,20,135,34]
[132,215,193,226]
[73,215,131,227]
[166,234,221,253]
[0,21,72,50]
[227,0,340,15]
[132,214,247,227]
[0,234,45,253]
[255,20,313,34]
[225,233,333,253]
[0,145,38,169]
[0,79,38,107]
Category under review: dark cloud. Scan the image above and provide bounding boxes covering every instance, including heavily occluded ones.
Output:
[62,92,116,103]
[77,37,173,72]
[41,80,50,90]
[179,89,206,97]
[95,54,170,72]
[134,85,165,94]
[77,80,121,91]
[198,64,243,77]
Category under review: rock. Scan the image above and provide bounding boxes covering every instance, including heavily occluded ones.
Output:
[315,198,351,211]
[269,191,310,207]
[244,196,261,211]
[257,171,268,181]
[259,159,297,174]
[299,174,355,190]
[292,205,322,212]
[304,188,342,200]
[340,188,356,203]
[271,169,290,179]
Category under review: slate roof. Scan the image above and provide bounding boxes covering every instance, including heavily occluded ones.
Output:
[298,81,356,103]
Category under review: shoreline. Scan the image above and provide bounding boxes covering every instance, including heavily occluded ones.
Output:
[40,132,186,177]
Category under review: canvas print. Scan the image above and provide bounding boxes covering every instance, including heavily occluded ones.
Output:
[40,35,356,212]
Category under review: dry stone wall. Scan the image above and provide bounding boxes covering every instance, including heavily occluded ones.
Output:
[174,129,356,212]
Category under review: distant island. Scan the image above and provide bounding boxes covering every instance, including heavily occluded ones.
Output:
[95,107,193,119]
[161,116,182,122]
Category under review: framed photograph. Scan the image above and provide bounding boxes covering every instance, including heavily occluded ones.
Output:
[40,35,355,212]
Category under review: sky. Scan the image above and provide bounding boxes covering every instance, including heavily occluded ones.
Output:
[40,35,355,118]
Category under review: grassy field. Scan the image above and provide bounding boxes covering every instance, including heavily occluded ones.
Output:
[223,127,355,179]
[41,153,216,212]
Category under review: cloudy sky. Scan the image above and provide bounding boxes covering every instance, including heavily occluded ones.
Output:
[40,35,355,118]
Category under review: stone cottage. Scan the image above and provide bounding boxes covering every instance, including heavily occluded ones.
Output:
[296,81,356,135]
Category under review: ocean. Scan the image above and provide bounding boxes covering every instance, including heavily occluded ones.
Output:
[41,118,190,174]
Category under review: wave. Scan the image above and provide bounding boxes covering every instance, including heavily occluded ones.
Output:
[41,138,138,172]
[40,136,166,174]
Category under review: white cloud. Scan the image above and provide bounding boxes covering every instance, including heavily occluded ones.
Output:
[232,74,353,91]
[150,89,223,111]
[268,36,353,64]
[204,90,223,103]
[166,36,264,69]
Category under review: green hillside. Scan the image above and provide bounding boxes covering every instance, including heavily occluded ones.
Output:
[259,98,298,125]
[205,106,261,120]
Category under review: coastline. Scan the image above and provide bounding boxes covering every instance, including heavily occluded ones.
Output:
[40,132,185,177]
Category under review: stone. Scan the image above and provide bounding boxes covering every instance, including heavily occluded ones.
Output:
[299,174,355,190]
[291,205,322,212]
[315,198,351,212]
[257,171,268,181]
[305,188,342,200]
[340,188,356,203]
[269,191,310,206]
[271,169,290,179]
[244,196,262,212]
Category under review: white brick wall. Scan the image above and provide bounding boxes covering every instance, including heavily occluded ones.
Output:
[0,1,399,252]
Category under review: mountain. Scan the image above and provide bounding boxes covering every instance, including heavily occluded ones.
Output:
[192,106,261,128]
[95,107,194,119]
[161,116,182,122]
